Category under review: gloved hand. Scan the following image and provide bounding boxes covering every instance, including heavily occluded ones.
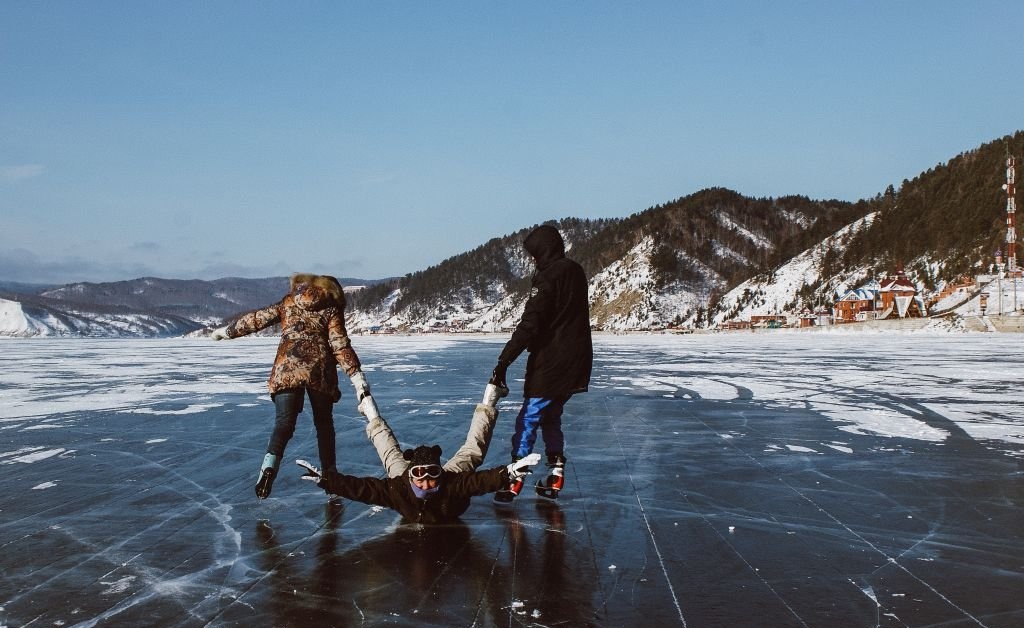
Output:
[349,371,372,401]
[210,326,230,341]
[297,459,327,489]
[482,382,509,406]
[489,360,510,391]
[506,453,542,481]
[358,394,381,420]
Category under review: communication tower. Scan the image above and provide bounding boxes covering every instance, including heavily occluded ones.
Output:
[1002,155,1017,274]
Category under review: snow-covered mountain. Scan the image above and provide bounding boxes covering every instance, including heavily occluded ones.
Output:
[0,296,201,338]
[5,132,1023,338]
[341,188,864,333]
[0,207,1004,338]
[0,277,385,338]
[710,213,880,327]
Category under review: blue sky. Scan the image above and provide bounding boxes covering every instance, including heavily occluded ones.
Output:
[2,2,1021,285]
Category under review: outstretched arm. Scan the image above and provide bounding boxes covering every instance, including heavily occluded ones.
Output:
[212,302,282,340]
[349,371,382,420]
[445,454,541,497]
[491,274,554,382]
[298,459,396,507]
[327,309,384,418]
[443,403,499,474]
[365,415,408,478]
[443,383,507,473]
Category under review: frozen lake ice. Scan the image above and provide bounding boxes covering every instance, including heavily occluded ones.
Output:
[1,332,1022,627]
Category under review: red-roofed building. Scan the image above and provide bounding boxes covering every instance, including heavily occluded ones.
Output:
[877,267,927,319]
[833,267,927,322]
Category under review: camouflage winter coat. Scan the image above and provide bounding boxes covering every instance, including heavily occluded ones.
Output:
[225,274,361,402]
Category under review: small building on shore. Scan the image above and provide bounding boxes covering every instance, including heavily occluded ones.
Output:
[833,270,927,323]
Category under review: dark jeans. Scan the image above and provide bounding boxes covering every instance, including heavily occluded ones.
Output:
[510,396,569,460]
[268,388,337,472]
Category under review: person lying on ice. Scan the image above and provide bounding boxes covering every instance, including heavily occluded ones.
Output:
[295,382,539,523]
[297,446,539,524]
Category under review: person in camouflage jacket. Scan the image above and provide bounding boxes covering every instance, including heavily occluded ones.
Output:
[212,273,381,499]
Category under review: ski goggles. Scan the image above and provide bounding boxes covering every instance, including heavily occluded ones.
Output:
[409,464,442,479]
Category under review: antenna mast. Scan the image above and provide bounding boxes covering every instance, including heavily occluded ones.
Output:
[1004,155,1017,273]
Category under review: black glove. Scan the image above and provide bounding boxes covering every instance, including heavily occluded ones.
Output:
[489,361,509,390]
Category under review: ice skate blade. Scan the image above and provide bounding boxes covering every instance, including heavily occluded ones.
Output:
[535,486,560,500]
[492,490,518,506]
[255,468,276,500]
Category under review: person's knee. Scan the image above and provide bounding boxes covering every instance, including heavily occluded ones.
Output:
[312,411,335,429]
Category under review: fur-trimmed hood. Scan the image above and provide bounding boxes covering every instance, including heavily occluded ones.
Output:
[290,273,346,311]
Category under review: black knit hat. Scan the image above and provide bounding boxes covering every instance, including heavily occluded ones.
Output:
[404,445,442,467]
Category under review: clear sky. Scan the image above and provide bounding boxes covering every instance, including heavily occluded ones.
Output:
[2,2,1021,285]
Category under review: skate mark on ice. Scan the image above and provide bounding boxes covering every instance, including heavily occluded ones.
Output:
[611,422,688,627]
[204,496,348,626]
[850,579,908,628]
[11,453,253,626]
[694,414,993,628]
[568,456,612,621]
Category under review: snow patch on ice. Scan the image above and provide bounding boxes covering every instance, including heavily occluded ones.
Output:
[9,448,67,464]
[0,446,46,460]
[100,576,135,595]
[823,405,948,442]
[784,444,820,454]
[823,443,854,454]
[923,403,1024,445]
[123,404,221,415]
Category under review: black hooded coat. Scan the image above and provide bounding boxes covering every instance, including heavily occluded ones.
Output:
[497,225,593,398]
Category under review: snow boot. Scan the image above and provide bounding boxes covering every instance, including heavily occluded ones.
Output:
[535,454,566,500]
[255,453,280,500]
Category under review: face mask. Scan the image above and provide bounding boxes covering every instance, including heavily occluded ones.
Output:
[410,480,441,499]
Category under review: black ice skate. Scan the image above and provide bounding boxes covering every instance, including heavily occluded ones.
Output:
[255,453,280,500]
[535,454,566,500]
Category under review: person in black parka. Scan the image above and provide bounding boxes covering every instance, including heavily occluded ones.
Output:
[489,224,593,504]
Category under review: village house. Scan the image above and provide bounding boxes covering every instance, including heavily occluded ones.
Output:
[833,279,880,322]
[877,269,928,319]
[833,270,927,322]
[797,307,831,328]
[750,314,788,328]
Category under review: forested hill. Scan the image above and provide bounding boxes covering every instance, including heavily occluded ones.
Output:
[350,131,1023,331]
[838,130,1024,287]
[348,188,876,330]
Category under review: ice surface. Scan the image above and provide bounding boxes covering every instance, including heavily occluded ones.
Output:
[0,333,1022,627]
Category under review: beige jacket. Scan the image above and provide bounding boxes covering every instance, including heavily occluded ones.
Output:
[366,403,499,478]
